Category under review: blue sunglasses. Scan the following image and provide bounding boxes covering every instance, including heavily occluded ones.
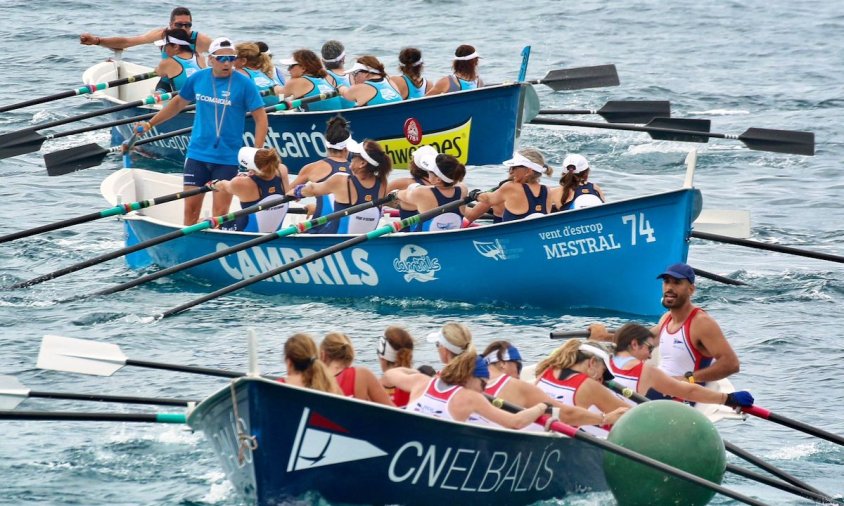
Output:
[211,55,238,63]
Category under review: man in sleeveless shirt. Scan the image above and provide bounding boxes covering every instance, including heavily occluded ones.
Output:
[590,262,740,384]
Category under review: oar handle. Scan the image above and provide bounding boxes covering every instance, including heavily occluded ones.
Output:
[743,405,844,446]
[0,410,185,423]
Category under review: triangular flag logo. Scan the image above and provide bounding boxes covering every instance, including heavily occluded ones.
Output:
[287,408,388,472]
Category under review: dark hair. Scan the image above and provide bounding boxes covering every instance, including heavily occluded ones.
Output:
[357,140,392,183]
[452,44,479,80]
[163,28,193,52]
[482,340,522,375]
[170,6,191,21]
[355,55,387,79]
[383,326,414,368]
[613,323,653,353]
[408,158,429,181]
[325,115,351,153]
[292,49,327,78]
[433,154,465,187]
[559,168,590,208]
[321,40,345,70]
[256,41,270,53]
[398,47,424,87]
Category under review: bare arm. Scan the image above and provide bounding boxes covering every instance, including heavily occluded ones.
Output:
[80,27,164,50]
[425,76,450,96]
[357,367,395,407]
[689,314,740,382]
[458,390,547,429]
[578,379,629,412]
[251,107,268,149]
[142,95,190,130]
[642,364,727,404]
[383,367,427,392]
[593,183,607,202]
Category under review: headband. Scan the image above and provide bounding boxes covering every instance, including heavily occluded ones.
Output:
[426,330,465,355]
[323,50,346,63]
[485,345,523,364]
[412,59,424,67]
[325,134,351,150]
[377,335,399,362]
[453,51,479,61]
[473,356,490,379]
[503,152,546,173]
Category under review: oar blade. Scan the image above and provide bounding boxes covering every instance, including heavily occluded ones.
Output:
[45,143,110,177]
[694,209,751,239]
[599,100,671,123]
[0,375,28,410]
[542,64,620,91]
[37,335,127,376]
[0,130,47,160]
[647,118,711,142]
[740,127,815,156]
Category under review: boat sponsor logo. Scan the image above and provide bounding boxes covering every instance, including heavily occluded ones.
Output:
[246,123,330,163]
[379,119,471,170]
[217,244,379,286]
[393,244,440,283]
[473,239,506,261]
[388,441,561,493]
[539,220,623,260]
[207,409,253,476]
[404,118,423,145]
[288,408,388,472]
[195,93,232,106]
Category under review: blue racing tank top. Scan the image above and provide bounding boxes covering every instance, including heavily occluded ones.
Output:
[563,182,605,210]
[243,67,280,105]
[401,75,427,99]
[420,187,464,232]
[446,75,479,92]
[361,79,403,106]
[156,54,201,92]
[328,70,356,109]
[501,184,548,222]
[302,75,342,111]
[320,175,383,234]
[306,158,350,234]
[222,174,287,232]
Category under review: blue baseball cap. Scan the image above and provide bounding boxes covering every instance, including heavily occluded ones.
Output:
[657,262,695,284]
[473,356,490,379]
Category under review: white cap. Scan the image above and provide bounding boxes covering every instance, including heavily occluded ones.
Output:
[412,145,438,172]
[426,330,465,355]
[563,154,589,174]
[503,151,545,173]
[208,37,235,55]
[238,147,260,171]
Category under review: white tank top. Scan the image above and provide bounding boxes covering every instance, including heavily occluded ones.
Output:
[657,308,709,379]
[409,377,486,424]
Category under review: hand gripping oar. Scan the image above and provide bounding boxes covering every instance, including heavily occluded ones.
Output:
[8,193,295,289]
[0,185,211,245]
[538,100,671,124]
[530,116,815,156]
[158,189,481,318]
[0,374,191,410]
[0,411,186,423]
[0,91,176,160]
[83,192,398,299]
[692,231,844,264]
[484,394,768,506]
[742,405,844,447]
[44,91,339,177]
[0,70,158,113]
[525,64,620,91]
[605,380,839,504]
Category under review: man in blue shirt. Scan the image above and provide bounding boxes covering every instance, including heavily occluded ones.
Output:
[139,37,268,224]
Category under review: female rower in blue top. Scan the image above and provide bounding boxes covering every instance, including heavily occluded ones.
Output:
[279,49,343,111]
[396,151,468,232]
[464,148,554,224]
[289,138,392,234]
[235,42,283,106]
[337,55,404,107]
[386,146,434,223]
[550,153,606,211]
[321,40,356,109]
[213,147,290,233]
[154,28,203,93]
[427,44,483,96]
[255,41,285,86]
[389,47,432,100]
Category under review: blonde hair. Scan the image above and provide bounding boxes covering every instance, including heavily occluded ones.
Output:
[284,333,341,394]
[320,332,355,365]
[383,326,414,368]
[439,351,478,385]
[535,339,608,377]
[236,42,273,76]
[519,147,553,177]
[441,322,475,355]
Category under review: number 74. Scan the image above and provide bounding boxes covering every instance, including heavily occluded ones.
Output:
[621,213,656,245]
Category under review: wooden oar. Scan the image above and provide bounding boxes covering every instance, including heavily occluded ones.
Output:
[742,405,844,447]
[0,185,212,245]
[0,411,186,423]
[692,231,844,264]
[605,380,838,503]
[44,90,338,177]
[485,394,768,506]
[8,194,295,289]
[84,192,398,299]
[0,71,158,113]
[530,116,815,155]
[0,91,176,160]
[526,64,620,91]
[538,100,671,123]
[157,189,481,318]
[0,374,191,410]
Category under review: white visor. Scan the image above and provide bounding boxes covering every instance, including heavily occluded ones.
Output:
[326,134,351,150]
[348,62,383,75]
[453,51,480,61]
[503,152,545,173]
[426,330,465,355]
[347,138,379,167]
[322,50,346,63]
[279,57,298,65]
[238,147,260,171]
[377,335,399,362]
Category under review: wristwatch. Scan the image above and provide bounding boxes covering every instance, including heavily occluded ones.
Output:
[684,371,695,384]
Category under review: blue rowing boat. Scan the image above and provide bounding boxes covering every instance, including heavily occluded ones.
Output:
[101,168,702,315]
[187,376,609,505]
[83,61,529,173]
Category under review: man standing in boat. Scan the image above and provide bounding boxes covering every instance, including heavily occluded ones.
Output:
[136,37,268,225]
[591,262,740,385]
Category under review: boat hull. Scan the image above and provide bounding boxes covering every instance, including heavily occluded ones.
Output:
[187,377,609,505]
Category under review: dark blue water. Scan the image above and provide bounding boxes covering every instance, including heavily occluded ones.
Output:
[1,1,842,504]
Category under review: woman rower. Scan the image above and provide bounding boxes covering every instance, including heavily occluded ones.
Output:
[321,40,355,109]
[337,55,403,107]
[482,341,627,429]
[534,339,629,434]
[389,47,431,99]
[464,148,554,224]
[377,326,417,407]
[396,152,468,232]
[386,145,435,224]
[214,147,290,232]
[319,332,394,406]
[427,44,483,96]
[288,138,392,234]
[550,153,606,211]
[290,115,353,233]
[280,333,343,395]
[385,351,548,429]
[278,49,343,111]
[235,42,283,105]
[255,41,285,86]
[610,323,754,406]
[154,28,202,93]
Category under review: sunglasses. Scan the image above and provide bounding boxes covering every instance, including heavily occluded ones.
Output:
[211,55,238,63]
[173,22,192,28]
[643,342,655,352]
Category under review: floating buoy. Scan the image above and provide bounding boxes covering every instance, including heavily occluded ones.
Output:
[603,400,726,506]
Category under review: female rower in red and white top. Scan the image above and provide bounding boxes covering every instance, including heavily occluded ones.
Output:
[610,323,754,407]
[384,351,547,429]
[376,326,416,408]
[319,332,394,406]
[281,333,342,395]
[482,341,627,429]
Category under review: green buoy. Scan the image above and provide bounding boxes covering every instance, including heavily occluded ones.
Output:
[603,400,726,506]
